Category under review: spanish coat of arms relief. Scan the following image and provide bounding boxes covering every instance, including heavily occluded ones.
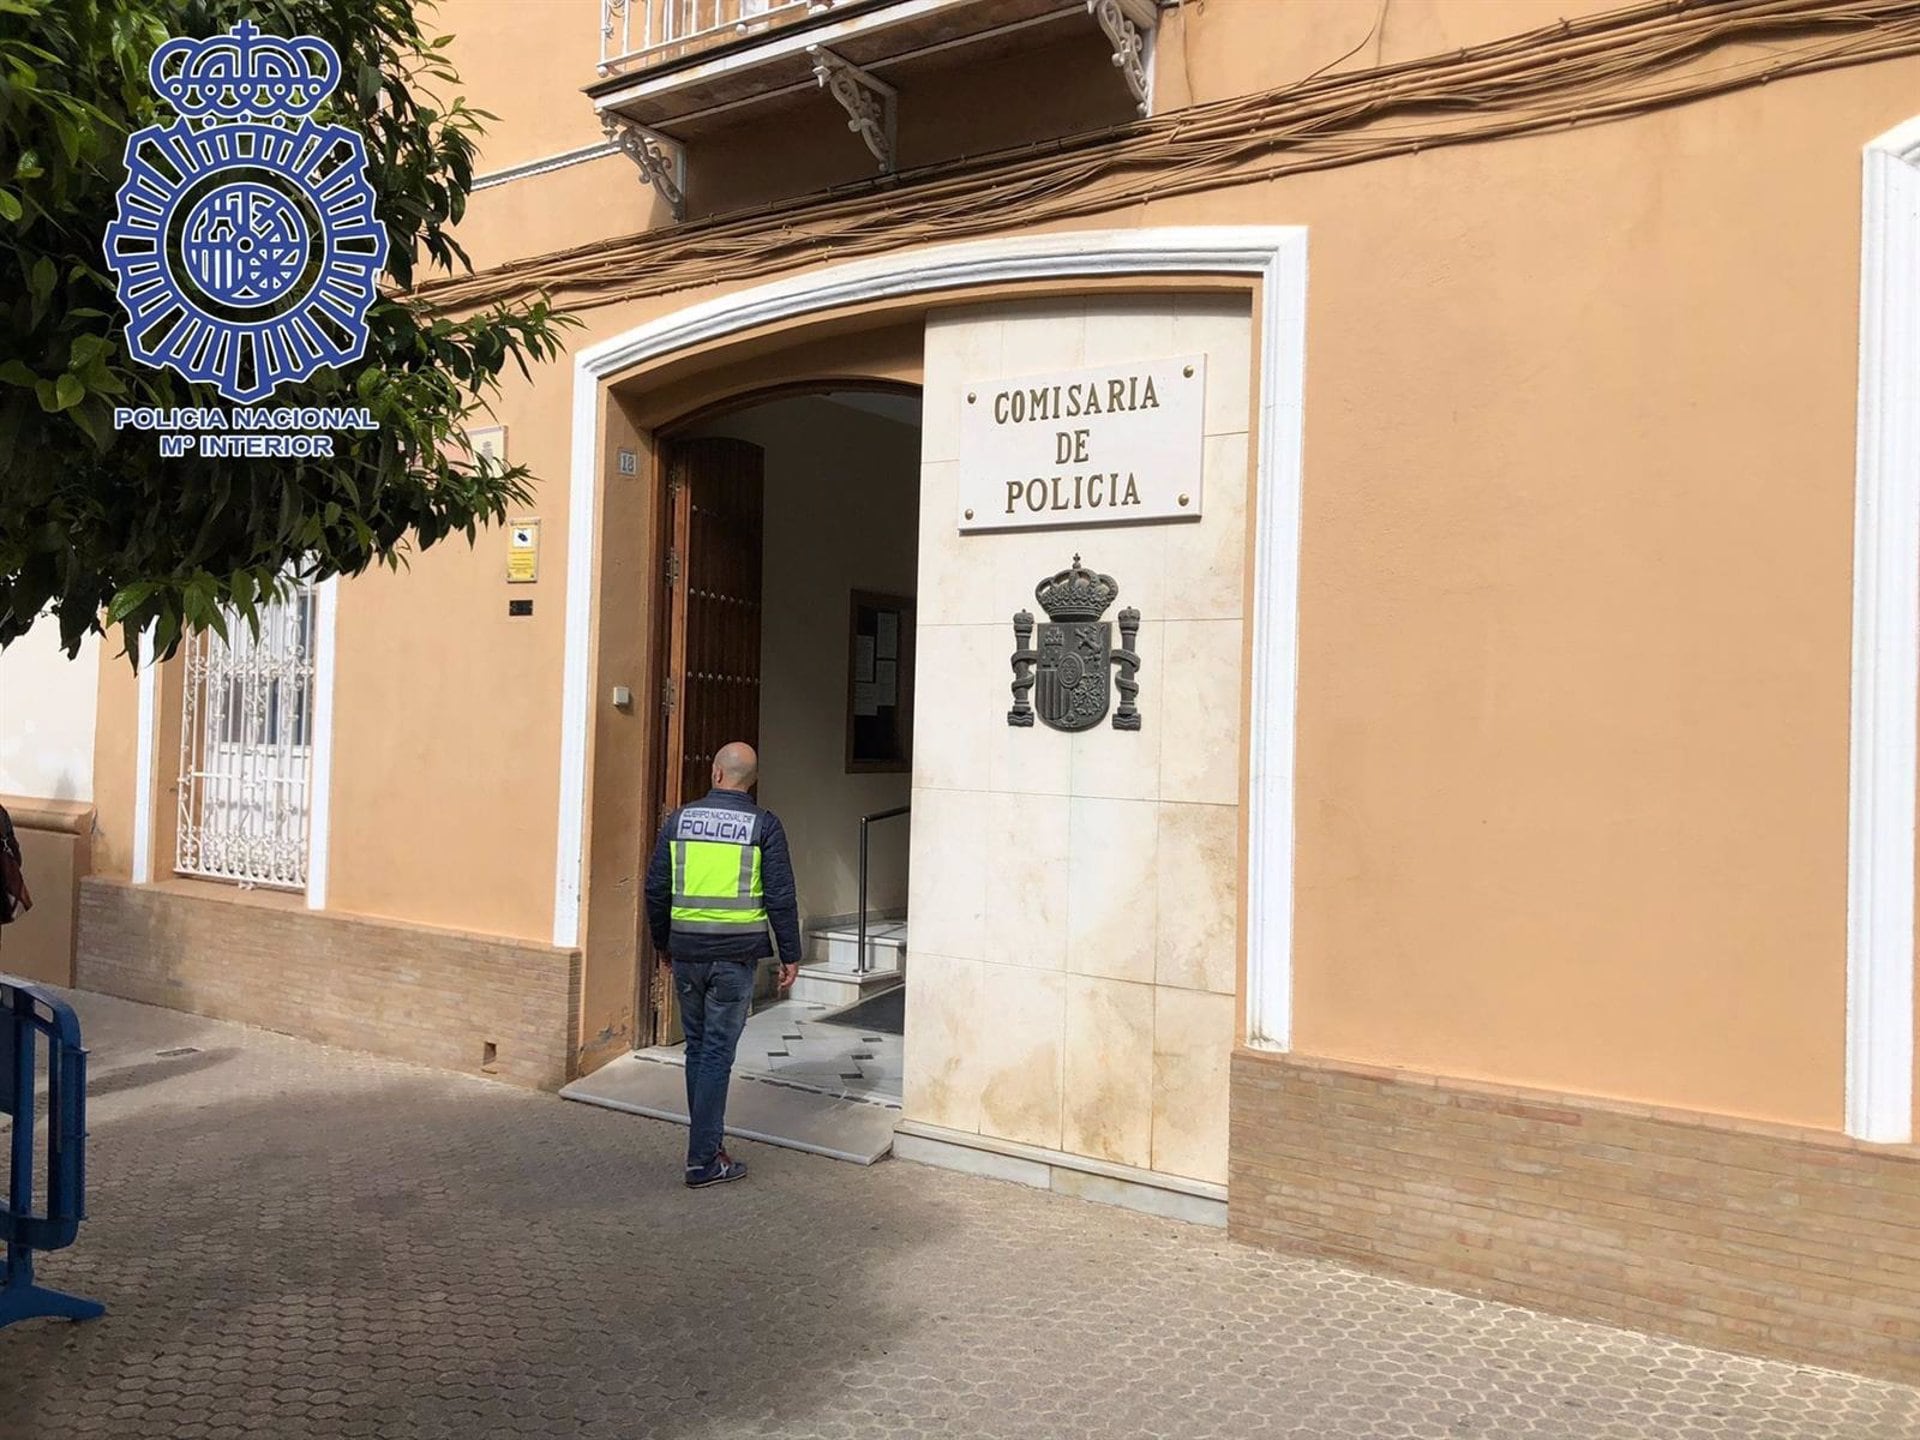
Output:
[1008,556,1142,732]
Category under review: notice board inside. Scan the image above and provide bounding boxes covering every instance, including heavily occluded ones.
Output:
[847,590,914,773]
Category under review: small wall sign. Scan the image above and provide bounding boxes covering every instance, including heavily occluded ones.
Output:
[469,425,507,472]
[507,518,540,583]
[959,355,1206,532]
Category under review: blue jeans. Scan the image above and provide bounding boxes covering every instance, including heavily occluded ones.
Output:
[673,959,755,1168]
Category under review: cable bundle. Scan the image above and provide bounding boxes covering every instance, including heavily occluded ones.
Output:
[416,0,1920,314]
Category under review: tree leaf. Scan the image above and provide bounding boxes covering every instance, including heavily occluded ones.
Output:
[153,608,181,663]
[50,111,80,165]
[106,581,159,623]
[68,398,110,450]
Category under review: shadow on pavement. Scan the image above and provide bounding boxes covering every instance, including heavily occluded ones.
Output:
[0,1038,945,1440]
[86,1046,239,1097]
[5,991,1918,1440]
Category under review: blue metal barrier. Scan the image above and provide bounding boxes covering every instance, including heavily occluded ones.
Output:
[0,977,102,1328]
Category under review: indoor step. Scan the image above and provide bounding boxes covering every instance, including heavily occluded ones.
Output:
[805,919,908,974]
[791,949,906,1008]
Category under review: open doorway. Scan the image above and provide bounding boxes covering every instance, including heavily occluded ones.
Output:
[641,385,921,1110]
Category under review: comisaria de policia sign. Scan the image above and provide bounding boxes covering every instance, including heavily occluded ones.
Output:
[957,355,1207,532]
[103,21,387,454]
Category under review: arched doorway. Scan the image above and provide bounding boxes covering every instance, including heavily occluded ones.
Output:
[640,383,923,1079]
[558,229,1306,1206]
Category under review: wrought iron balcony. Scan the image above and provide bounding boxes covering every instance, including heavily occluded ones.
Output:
[592,0,1167,221]
[600,0,835,77]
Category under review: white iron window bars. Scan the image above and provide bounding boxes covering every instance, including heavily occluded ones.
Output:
[175,580,316,890]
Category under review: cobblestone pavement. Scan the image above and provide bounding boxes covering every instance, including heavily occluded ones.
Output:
[4,992,1917,1440]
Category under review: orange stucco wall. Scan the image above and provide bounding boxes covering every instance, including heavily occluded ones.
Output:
[440,0,605,171]
[90,649,141,882]
[326,355,573,943]
[80,3,1920,1125]
[1283,77,1866,1124]
[1155,0,1626,111]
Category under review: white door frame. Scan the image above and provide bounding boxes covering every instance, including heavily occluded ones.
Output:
[1847,119,1920,1143]
[551,226,1310,1050]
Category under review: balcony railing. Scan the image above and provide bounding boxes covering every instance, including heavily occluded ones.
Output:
[600,0,842,77]
[592,0,1165,219]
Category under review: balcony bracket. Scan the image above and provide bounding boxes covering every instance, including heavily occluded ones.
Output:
[807,44,896,174]
[1089,0,1158,117]
[602,114,686,221]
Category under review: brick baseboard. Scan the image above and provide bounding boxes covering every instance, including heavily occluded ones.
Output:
[78,878,581,1090]
[1230,1048,1920,1383]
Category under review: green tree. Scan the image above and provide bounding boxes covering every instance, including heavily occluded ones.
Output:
[0,0,571,660]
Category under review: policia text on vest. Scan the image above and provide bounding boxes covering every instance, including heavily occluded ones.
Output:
[645,788,803,970]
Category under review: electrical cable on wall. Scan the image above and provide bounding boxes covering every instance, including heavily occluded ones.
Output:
[416,0,1920,315]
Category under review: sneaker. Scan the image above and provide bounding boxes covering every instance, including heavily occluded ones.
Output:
[685,1153,747,1188]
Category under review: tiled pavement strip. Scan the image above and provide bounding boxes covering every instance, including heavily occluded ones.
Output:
[3,991,1917,1440]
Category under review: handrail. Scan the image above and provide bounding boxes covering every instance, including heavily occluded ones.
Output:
[856,804,910,976]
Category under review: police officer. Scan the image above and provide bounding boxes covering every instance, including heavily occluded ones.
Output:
[644,740,801,1188]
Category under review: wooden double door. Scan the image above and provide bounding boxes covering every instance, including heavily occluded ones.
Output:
[646,436,766,1045]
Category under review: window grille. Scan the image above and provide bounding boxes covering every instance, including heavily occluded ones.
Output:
[175,580,317,889]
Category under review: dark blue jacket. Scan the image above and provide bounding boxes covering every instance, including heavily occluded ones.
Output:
[645,789,802,966]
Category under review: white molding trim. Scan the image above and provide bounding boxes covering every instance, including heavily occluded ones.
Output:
[1847,119,1920,1143]
[552,226,1309,1062]
[1244,236,1308,1051]
[553,364,605,952]
[471,141,620,192]
[304,577,341,911]
[131,626,157,885]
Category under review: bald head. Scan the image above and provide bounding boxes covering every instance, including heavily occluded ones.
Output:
[712,741,758,792]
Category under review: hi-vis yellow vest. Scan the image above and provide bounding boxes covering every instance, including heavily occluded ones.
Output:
[668,804,767,940]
